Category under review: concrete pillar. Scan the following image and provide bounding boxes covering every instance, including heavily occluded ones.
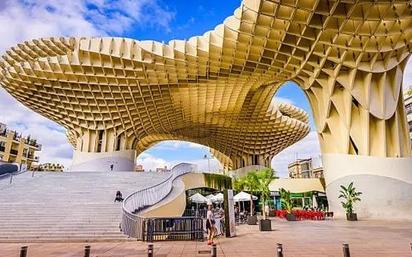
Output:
[323,154,412,220]
[71,149,136,172]
[2,131,14,162]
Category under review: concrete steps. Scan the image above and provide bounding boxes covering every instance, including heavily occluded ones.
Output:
[0,171,168,242]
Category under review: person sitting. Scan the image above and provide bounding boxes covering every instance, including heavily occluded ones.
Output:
[114,191,123,202]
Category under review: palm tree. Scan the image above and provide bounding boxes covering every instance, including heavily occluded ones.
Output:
[243,171,260,215]
[279,188,293,213]
[338,182,362,214]
[233,176,246,192]
[256,168,275,220]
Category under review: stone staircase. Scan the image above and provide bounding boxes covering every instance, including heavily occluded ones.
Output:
[0,171,167,242]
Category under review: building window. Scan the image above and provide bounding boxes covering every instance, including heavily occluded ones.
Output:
[252,155,258,165]
[406,103,412,114]
[97,130,104,152]
[116,136,121,151]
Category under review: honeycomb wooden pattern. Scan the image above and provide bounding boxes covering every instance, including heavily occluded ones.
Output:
[1,0,411,170]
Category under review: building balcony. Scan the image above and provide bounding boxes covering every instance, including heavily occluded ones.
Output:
[0,126,41,150]
[28,142,42,150]
[13,133,21,141]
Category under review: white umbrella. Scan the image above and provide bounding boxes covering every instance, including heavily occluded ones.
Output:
[214,193,224,203]
[205,194,215,201]
[189,193,208,203]
[189,193,208,214]
[234,191,257,202]
[234,191,258,212]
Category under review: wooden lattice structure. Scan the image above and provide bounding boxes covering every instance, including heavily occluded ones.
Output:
[1,0,411,170]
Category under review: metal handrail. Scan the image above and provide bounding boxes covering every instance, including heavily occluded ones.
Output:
[0,170,27,185]
[0,172,11,180]
[121,164,197,239]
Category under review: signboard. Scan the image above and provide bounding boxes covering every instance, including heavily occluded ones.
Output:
[224,189,236,237]
[270,191,279,197]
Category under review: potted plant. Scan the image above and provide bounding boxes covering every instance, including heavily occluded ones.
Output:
[244,172,259,225]
[233,172,259,225]
[338,182,362,221]
[279,188,296,221]
[257,168,274,231]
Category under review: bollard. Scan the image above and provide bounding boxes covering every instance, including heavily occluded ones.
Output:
[9,174,13,184]
[20,246,28,257]
[84,245,91,257]
[211,243,217,257]
[148,244,154,257]
[343,243,350,257]
[276,243,283,257]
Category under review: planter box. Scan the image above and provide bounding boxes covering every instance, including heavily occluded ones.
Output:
[259,219,272,231]
[285,213,297,221]
[346,213,358,221]
[247,215,257,225]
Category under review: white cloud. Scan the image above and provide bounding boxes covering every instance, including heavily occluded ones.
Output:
[0,0,174,168]
[151,140,207,151]
[0,88,73,168]
[136,152,222,172]
[271,96,294,106]
[0,0,175,53]
[190,158,222,172]
[403,56,412,91]
[271,131,321,178]
[136,153,168,172]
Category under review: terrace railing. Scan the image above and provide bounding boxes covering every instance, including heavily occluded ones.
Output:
[145,217,204,242]
[0,170,27,187]
[121,163,197,239]
[183,209,207,219]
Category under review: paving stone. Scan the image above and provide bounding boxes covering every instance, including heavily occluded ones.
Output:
[1,219,411,257]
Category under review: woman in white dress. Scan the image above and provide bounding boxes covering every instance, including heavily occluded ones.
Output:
[206,203,216,245]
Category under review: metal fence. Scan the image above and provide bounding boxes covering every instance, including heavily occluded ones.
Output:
[121,164,198,239]
[183,209,207,218]
[0,170,27,187]
[121,175,173,239]
[145,217,204,242]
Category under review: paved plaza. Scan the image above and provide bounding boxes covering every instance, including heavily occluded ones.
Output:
[1,219,411,257]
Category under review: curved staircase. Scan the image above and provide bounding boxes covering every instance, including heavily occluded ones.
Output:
[121,164,231,240]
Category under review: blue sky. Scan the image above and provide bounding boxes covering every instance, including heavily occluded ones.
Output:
[0,0,411,176]
[122,0,241,42]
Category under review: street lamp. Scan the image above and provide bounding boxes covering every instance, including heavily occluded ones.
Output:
[203,154,211,172]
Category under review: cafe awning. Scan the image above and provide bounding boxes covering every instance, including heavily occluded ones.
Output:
[269,178,325,193]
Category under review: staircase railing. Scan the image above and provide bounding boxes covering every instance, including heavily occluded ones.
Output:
[0,170,27,186]
[121,163,197,239]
